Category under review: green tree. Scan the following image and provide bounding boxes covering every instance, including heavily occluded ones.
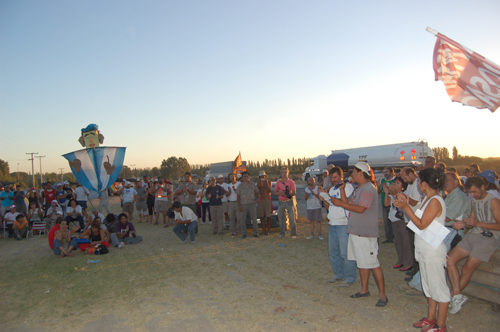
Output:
[452,146,458,160]
[160,157,191,180]
[0,159,13,182]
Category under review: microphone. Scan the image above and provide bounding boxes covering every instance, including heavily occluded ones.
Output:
[333,177,352,190]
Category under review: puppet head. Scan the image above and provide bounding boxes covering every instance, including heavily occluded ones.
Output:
[79,124,104,148]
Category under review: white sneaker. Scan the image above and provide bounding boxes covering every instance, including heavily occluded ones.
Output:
[209,221,212,225]
[291,235,297,239]
[449,294,469,314]
[191,240,196,244]
[318,235,324,240]
[306,235,313,240]
[180,239,187,244]
[200,222,205,225]
[339,280,354,287]
[118,242,124,249]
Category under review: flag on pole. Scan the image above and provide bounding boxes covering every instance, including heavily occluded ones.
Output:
[428,27,500,112]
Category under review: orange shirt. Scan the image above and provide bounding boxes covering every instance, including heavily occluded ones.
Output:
[13,219,28,230]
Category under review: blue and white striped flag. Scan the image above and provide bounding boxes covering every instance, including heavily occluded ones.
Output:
[62,147,126,193]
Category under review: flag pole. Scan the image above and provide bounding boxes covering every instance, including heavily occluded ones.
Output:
[426,27,474,54]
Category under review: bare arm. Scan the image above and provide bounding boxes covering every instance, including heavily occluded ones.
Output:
[464,198,500,231]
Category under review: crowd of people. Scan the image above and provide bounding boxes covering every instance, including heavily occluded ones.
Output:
[1,160,499,331]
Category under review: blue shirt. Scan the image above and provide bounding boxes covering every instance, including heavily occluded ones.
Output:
[14,191,25,205]
[0,191,14,207]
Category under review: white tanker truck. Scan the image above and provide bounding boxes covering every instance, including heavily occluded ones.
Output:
[302,140,433,181]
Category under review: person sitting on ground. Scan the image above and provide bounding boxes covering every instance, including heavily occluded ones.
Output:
[104,213,119,234]
[81,216,110,243]
[172,201,198,244]
[27,201,43,228]
[13,214,29,240]
[65,199,85,229]
[3,205,19,238]
[90,208,105,222]
[53,219,79,258]
[79,219,110,251]
[48,214,65,249]
[110,213,143,247]
[44,200,62,230]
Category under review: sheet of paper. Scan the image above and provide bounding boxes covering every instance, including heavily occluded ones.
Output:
[319,192,334,206]
[407,209,450,249]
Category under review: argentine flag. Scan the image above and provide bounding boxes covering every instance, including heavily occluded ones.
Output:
[62,147,126,193]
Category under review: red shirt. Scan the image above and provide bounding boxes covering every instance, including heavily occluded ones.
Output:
[48,224,60,249]
[44,188,56,204]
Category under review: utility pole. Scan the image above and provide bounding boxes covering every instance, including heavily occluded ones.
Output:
[26,152,38,187]
[58,168,65,182]
[35,156,46,186]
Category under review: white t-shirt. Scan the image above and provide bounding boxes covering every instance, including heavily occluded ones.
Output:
[4,211,19,224]
[46,206,63,221]
[67,205,82,218]
[327,183,354,226]
[403,179,422,223]
[387,195,402,222]
[219,182,228,203]
[305,185,322,210]
[487,189,500,200]
[174,206,198,223]
[121,187,137,203]
[226,182,239,202]
[91,212,105,221]
[74,186,89,201]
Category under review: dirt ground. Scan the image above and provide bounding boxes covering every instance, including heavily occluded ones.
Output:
[1,187,499,332]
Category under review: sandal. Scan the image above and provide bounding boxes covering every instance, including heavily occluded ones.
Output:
[399,266,413,272]
[350,291,370,298]
[393,264,403,269]
[375,296,388,307]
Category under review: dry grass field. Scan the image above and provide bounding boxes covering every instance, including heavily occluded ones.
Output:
[1,195,499,332]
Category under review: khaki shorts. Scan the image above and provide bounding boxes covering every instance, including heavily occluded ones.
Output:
[347,234,380,269]
[222,201,228,214]
[122,202,134,214]
[257,199,272,217]
[458,232,500,262]
[135,201,147,215]
[155,200,170,213]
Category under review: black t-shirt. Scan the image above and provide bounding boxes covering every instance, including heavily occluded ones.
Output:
[206,185,224,206]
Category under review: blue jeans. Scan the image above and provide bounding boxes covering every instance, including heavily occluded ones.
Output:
[409,271,423,291]
[173,221,198,242]
[382,205,394,241]
[278,200,296,236]
[328,225,357,283]
[53,238,78,255]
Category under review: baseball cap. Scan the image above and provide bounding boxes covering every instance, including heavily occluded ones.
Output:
[55,211,63,216]
[259,171,267,177]
[9,204,15,209]
[322,169,328,174]
[63,181,69,184]
[30,187,35,190]
[354,162,371,175]
[209,176,216,181]
[217,174,224,179]
[478,170,497,184]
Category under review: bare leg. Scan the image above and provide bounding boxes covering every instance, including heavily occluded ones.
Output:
[316,220,322,236]
[458,256,483,292]
[309,221,314,236]
[163,212,168,227]
[371,266,386,301]
[436,302,449,328]
[447,246,471,295]
[359,268,370,294]
[427,298,438,321]
[154,212,159,225]
[267,217,271,234]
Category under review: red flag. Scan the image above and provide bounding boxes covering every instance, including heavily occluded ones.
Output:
[432,32,500,112]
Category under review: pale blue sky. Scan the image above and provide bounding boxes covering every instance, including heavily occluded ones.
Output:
[1,0,500,174]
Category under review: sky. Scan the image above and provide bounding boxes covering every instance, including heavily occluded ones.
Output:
[1,0,500,175]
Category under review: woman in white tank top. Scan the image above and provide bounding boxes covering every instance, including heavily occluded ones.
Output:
[395,168,450,332]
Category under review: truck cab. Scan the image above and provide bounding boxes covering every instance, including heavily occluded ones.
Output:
[302,155,327,181]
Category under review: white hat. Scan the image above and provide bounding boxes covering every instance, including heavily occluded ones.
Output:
[56,182,62,187]
[63,181,69,184]
[354,162,371,175]
[322,169,328,173]
[259,171,267,177]
[217,174,224,179]
[55,211,63,216]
